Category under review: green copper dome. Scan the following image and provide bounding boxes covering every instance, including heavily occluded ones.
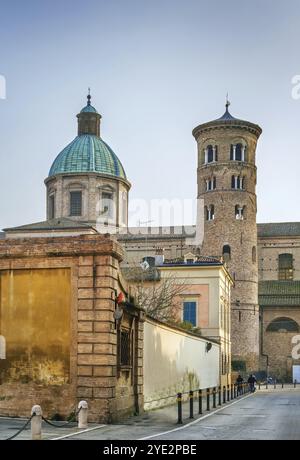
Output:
[49,134,127,179]
[80,104,98,113]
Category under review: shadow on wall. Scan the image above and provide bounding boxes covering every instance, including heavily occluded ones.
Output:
[144,322,218,410]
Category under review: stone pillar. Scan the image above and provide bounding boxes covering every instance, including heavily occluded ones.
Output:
[77,253,118,423]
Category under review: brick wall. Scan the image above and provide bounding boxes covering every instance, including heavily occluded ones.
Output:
[0,234,144,422]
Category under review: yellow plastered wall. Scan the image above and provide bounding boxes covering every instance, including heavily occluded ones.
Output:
[0,268,71,385]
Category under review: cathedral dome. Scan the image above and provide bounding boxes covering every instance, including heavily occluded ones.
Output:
[48,134,127,179]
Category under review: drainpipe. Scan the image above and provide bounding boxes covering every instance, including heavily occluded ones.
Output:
[260,307,269,379]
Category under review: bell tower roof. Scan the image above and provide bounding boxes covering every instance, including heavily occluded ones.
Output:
[192,100,262,139]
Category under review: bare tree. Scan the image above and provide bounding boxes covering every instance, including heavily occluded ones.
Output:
[122,265,186,323]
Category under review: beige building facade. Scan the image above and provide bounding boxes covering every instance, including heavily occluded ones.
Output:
[159,262,232,388]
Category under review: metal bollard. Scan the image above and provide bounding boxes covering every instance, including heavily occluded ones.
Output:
[189,390,194,419]
[282,382,284,389]
[31,405,42,440]
[231,384,234,400]
[213,387,216,408]
[294,379,297,389]
[227,385,230,402]
[223,386,226,403]
[206,388,210,411]
[177,393,183,424]
[198,389,203,415]
[218,386,222,406]
[78,400,88,429]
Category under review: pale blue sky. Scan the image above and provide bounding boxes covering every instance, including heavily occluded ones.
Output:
[1,0,300,228]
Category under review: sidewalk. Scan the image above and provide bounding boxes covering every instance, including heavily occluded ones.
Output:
[0,392,251,440]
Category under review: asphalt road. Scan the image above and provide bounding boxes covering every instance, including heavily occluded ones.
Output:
[143,390,300,440]
[0,389,299,440]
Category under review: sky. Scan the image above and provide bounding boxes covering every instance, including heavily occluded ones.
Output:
[1,0,300,229]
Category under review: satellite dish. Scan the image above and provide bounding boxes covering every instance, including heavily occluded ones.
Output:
[114,308,123,321]
[140,260,150,271]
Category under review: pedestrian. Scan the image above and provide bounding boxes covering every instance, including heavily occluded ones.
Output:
[248,374,257,393]
[236,374,244,395]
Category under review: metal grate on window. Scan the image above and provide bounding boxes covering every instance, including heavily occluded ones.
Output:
[120,330,131,366]
[70,191,82,216]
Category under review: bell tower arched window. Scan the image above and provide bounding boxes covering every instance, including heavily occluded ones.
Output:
[235,205,245,220]
[230,143,246,161]
[231,175,245,190]
[223,245,231,262]
[206,177,217,191]
[204,145,218,164]
[205,205,215,221]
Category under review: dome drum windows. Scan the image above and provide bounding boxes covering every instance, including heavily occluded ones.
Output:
[232,175,245,190]
[121,191,127,225]
[98,185,116,222]
[206,177,216,191]
[70,191,83,216]
[48,193,55,220]
[230,143,246,162]
[205,205,215,221]
[204,145,218,164]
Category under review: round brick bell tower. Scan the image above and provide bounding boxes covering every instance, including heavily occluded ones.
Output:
[192,101,262,373]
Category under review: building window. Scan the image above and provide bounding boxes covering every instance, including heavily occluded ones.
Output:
[206,177,217,191]
[204,145,218,164]
[119,329,131,367]
[122,191,127,225]
[70,191,82,216]
[230,143,246,161]
[278,253,293,280]
[231,175,245,190]
[205,205,215,221]
[252,246,257,263]
[101,191,114,219]
[266,317,299,333]
[223,245,231,262]
[49,194,55,219]
[183,301,197,326]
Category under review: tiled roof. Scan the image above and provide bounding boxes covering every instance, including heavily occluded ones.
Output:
[258,222,300,238]
[121,267,161,282]
[192,105,262,137]
[49,134,127,179]
[161,255,222,266]
[259,281,300,306]
[118,226,197,241]
[4,218,95,232]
